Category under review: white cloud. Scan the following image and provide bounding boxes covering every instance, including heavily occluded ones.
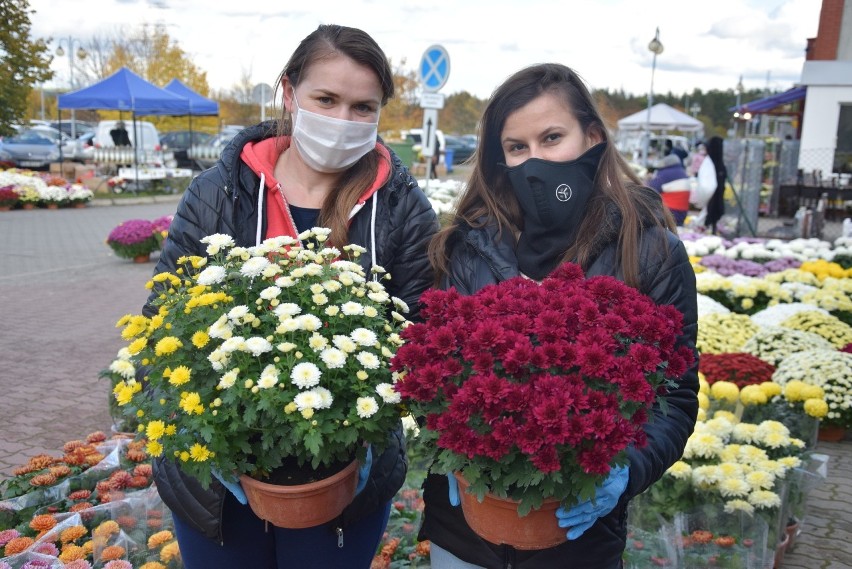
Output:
[30,0,821,100]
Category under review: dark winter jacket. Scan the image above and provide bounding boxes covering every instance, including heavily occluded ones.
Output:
[418,187,699,568]
[143,121,439,542]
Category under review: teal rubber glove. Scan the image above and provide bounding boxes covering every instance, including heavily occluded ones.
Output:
[212,469,248,505]
[556,465,629,540]
[446,473,460,506]
[355,444,372,496]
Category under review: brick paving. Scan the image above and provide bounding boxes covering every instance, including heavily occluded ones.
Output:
[0,192,850,567]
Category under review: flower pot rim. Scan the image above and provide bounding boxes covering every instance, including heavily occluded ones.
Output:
[240,458,359,493]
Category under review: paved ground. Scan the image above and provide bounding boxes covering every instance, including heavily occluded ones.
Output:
[0,187,850,568]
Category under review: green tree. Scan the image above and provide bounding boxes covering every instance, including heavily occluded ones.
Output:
[0,0,53,135]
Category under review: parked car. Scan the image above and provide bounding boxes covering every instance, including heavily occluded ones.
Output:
[26,125,77,160]
[48,120,95,139]
[190,128,243,169]
[72,131,96,162]
[0,130,61,170]
[404,128,445,158]
[159,130,214,168]
[443,134,477,165]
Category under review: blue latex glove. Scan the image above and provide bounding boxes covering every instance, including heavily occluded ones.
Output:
[446,473,460,506]
[212,469,248,505]
[355,444,373,496]
[556,465,629,540]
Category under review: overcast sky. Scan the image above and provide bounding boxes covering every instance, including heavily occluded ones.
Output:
[29,0,821,102]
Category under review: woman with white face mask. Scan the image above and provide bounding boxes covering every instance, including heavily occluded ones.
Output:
[145,24,438,569]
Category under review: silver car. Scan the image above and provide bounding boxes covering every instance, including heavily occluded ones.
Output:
[0,130,61,170]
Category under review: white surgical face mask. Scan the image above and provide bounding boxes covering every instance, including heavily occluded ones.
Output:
[291,93,379,173]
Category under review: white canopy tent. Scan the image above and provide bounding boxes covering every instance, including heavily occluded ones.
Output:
[617,103,704,132]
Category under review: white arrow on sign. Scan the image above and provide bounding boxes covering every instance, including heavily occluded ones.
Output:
[421,108,439,157]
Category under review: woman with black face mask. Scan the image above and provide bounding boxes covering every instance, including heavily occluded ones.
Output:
[420,63,699,569]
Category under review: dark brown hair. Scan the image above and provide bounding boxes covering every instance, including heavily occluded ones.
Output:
[273,24,395,246]
[428,63,674,287]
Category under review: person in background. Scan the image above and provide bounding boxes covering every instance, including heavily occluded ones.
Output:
[420,62,698,568]
[430,133,442,179]
[704,136,727,234]
[648,153,691,226]
[687,141,707,177]
[145,23,438,569]
[110,121,131,147]
[664,138,688,165]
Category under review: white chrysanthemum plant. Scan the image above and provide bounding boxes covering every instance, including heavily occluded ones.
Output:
[109,228,410,488]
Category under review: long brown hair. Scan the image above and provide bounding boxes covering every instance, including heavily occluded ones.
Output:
[272,24,395,246]
[428,63,674,287]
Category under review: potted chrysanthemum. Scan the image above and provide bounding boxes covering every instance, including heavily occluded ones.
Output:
[106,219,160,262]
[392,263,693,549]
[0,186,20,210]
[109,229,408,528]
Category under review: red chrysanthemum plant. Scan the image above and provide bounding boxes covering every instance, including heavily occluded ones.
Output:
[699,352,776,389]
[392,263,693,515]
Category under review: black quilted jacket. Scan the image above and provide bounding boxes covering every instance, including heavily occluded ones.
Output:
[143,121,439,542]
[418,189,699,568]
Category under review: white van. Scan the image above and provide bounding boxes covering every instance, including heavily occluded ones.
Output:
[403,128,446,157]
[93,120,161,153]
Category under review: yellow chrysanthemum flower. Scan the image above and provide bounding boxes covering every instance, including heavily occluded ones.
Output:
[189,443,212,462]
[804,398,829,418]
[146,440,163,457]
[192,331,210,348]
[146,420,166,440]
[758,382,782,398]
[155,336,183,356]
[710,381,740,403]
[179,392,204,415]
[169,365,192,386]
[740,384,768,405]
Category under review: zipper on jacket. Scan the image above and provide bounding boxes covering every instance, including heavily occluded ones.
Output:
[336,526,344,548]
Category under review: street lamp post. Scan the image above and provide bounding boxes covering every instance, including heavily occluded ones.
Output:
[641,28,664,169]
[55,37,87,138]
[733,75,744,138]
[689,103,701,118]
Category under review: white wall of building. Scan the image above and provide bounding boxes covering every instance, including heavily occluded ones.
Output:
[798,61,852,174]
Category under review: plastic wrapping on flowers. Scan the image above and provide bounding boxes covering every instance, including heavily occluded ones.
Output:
[393,262,694,516]
[0,435,183,568]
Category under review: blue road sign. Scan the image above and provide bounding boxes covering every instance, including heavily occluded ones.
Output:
[419,45,450,92]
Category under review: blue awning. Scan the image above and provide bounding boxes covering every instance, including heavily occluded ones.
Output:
[729,86,806,113]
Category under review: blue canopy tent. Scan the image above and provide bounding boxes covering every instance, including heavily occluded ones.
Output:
[57,67,191,187]
[162,79,220,168]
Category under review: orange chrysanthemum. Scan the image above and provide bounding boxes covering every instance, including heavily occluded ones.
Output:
[147,509,163,518]
[160,541,181,562]
[371,555,391,569]
[61,525,88,543]
[50,464,72,478]
[134,464,153,477]
[83,540,94,554]
[29,473,57,486]
[68,489,92,501]
[96,480,112,494]
[85,452,105,466]
[691,530,714,544]
[69,502,94,513]
[128,440,147,451]
[126,448,148,462]
[414,540,431,556]
[30,514,58,532]
[99,490,127,503]
[59,543,87,562]
[4,536,35,555]
[109,470,133,489]
[715,536,737,548]
[99,544,126,561]
[116,515,137,530]
[128,475,150,488]
[63,440,87,453]
[147,530,174,549]
[86,431,108,443]
[147,518,163,530]
[63,451,87,466]
[380,537,400,557]
[93,520,120,538]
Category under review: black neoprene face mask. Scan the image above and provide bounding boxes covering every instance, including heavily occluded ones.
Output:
[502,142,605,280]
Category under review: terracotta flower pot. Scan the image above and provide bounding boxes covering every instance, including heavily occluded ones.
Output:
[0,205,11,211]
[817,424,846,443]
[239,459,359,528]
[46,203,59,209]
[22,203,35,210]
[73,202,87,209]
[454,472,566,550]
[785,519,800,552]
[132,253,151,263]
[774,528,790,568]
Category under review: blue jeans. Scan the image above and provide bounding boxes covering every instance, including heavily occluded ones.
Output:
[430,544,486,568]
[173,492,391,569]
